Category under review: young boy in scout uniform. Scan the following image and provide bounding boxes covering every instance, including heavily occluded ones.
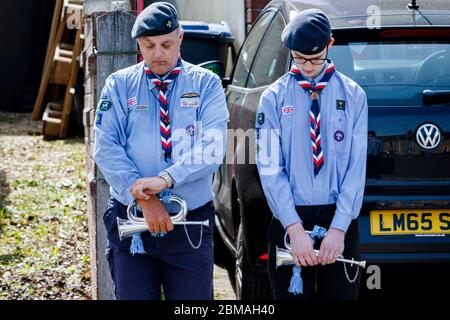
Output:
[94,2,228,300]
[256,8,368,299]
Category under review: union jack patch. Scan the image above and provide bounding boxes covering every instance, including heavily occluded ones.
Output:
[127,97,137,107]
[282,105,293,116]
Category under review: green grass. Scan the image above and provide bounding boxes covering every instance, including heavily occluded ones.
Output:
[0,127,91,299]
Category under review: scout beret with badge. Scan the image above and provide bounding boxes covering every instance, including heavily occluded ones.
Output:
[131,2,179,39]
[281,8,331,54]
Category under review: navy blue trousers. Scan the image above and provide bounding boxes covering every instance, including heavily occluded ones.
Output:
[103,197,214,300]
[267,204,362,300]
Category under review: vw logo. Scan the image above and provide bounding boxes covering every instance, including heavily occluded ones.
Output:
[416,123,442,150]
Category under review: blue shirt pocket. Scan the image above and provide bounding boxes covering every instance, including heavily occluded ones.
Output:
[279,107,294,158]
[328,116,351,154]
[174,107,198,134]
[172,107,199,160]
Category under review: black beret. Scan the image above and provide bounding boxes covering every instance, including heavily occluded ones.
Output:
[131,2,179,39]
[281,8,331,55]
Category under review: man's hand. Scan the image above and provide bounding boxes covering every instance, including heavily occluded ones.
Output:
[130,177,168,200]
[137,196,173,233]
[317,227,345,265]
[286,222,318,267]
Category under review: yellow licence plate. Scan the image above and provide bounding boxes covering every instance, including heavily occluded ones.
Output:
[370,210,450,235]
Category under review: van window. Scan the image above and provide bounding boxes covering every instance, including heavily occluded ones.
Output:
[329,34,450,106]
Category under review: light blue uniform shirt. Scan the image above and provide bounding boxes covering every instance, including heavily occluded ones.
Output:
[94,60,229,210]
[256,62,368,233]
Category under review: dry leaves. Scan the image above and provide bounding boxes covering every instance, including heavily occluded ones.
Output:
[0,112,91,300]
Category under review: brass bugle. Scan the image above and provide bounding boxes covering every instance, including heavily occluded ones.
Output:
[117,196,210,241]
[117,217,210,240]
[275,246,366,269]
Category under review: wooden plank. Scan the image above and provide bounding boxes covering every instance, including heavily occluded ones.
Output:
[49,58,72,85]
[94,10,137,300]
[32,0,64,120]
[33,0,85,123]
[42,102,63,138]
[59,24,84,137]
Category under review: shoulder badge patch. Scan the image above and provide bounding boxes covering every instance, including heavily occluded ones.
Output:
[95,112,103,126]
[99,100,112,112]
[257,112,265,125]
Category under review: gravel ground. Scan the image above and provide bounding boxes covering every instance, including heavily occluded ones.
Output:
[0,111,235,300]
[214,266,236,300]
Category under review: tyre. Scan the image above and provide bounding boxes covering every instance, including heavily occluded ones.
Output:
[213,223,235,269]
[235,221,272,300]
[213,218,237,290]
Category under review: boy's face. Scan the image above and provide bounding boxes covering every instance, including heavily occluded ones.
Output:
[138,28,184,76]
[291,37,334,78]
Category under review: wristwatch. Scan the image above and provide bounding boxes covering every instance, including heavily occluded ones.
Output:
[158,171,173,189]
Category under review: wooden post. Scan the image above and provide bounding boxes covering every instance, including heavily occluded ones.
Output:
[96,11,136,299]
[86,10,137,300]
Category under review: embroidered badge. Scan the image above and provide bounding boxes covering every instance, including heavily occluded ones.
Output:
[99,100,112,112]
[136,105,149,111]
[127,97,137,108]
[181,93,200,98]
[282,105,293,116]
[334,130,345,142]
[336,100,346,111]
[166,20,172,28]
[186,124,196,136]
[257,112,265,125]
[180,93,200,108]
[95,112,103,125]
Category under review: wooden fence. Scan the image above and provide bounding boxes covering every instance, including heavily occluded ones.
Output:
[83,9,137,300]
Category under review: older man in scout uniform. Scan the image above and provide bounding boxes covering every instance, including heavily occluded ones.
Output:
[256,9,368,299]
[94,2,228,300]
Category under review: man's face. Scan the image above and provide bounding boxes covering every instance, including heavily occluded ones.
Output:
[291,37,334,78]
[138,28,183,76]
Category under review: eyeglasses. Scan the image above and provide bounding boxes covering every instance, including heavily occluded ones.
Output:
[291,48,329,66]
[292,56,328,65]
